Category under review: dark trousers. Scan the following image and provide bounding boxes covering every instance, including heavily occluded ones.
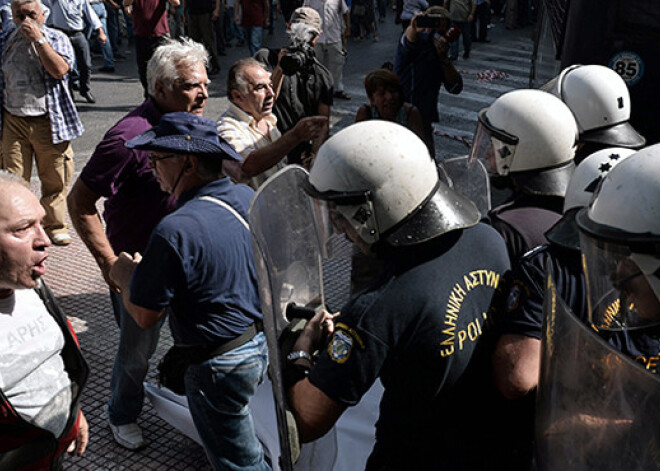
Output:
[473,2,490,40]
[67,31,92,93]
[134,35,168,96]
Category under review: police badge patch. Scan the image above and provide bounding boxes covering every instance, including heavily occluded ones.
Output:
[329,330,353,363]
[506,280,528,312]
[328,323,365,364]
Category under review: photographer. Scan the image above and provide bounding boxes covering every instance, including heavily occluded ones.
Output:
[254,6,332,168]
[394,6,462,159]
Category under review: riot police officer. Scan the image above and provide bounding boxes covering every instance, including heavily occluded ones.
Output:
[470,89,579,263]
[284,121,510,470]
[542,64,646,163]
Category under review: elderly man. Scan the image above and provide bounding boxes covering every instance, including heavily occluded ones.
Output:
[0,170,89,470]
[254,6,333,168]
[67,38,209,450]
[0,0,84,247]
[218,57,327,187]
[111,112,270,471]
[43,0,107,103]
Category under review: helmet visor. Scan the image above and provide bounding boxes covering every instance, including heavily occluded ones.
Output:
[580,232,660,331]
[469,109,519,176]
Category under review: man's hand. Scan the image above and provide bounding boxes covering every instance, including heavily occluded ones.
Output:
[294,310,338,354]
[432,33,450,60]
[292,116,329,143]
[101,255,120,292]
[109,251,142,290]
[67,412,89,457]
[20,17,43,43]
[212,7,220,20]
[97,28,107,45]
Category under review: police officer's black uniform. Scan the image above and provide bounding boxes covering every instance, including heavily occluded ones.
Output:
[308,224,510,470]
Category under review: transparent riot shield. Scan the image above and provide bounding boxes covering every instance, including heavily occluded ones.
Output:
[438,155,491,217]
[249,166,326,471]
[536,276,660,471]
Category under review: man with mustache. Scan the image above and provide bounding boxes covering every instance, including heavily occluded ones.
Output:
[0,171,89,470]
[67,37,209,451]
[218,57,327,188]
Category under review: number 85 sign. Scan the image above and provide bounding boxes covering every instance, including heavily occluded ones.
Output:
[609,51,645,86]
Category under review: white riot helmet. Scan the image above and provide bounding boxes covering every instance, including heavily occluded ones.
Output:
[542,64,646,149]
[469,89,578,196]
[545,147,635,250]
[305,121,481,247]
[576,144,660,331]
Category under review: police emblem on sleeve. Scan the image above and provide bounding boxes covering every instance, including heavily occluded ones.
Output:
[328,323,364,364]
[506,280,527,312]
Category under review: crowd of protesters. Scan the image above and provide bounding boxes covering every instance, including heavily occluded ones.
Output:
[2,0,659,470]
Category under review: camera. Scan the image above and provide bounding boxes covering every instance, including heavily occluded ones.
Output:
[280,23,318,76]
[280,43,315,76]
[416,14,448,29]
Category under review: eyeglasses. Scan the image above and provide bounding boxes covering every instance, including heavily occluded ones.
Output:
[612,271,644,293]
[148,153,180,165]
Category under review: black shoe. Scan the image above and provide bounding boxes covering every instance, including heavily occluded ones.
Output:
[333,90,351,100]
[81,91,96,103]
[114,52,127,61]
[475,38,491,43]
[463,51,470,59]
[99,66,115,73]
[71,82,80,91]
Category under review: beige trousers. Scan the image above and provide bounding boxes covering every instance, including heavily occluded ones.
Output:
[1,111,74,236]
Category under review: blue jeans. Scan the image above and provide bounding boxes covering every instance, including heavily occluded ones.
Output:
[226,7,244,42]
[243,26,263,56]
[185,332,270,471]
[450,20,472,59]
[106,4,120,55]
[108,290,164,425]
[89,2,114,67]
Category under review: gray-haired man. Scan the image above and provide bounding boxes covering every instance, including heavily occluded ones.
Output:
[67,37,209,450]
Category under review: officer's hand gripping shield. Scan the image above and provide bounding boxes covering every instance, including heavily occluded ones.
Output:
[248,166,337,471]
[535,275,660,470]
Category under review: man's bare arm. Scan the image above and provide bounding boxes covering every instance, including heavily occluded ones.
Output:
[493,334,541,399]
[67,179,119,290]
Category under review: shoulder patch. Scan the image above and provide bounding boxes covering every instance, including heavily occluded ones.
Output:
[506,280,528,312]
[328,323,364,364]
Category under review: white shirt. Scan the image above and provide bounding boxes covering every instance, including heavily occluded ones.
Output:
[304,0,348,44]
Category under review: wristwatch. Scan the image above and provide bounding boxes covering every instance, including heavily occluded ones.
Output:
[35,37,48,46]
[286,350,312,363]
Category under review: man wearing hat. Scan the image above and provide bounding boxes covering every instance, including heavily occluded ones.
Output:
[110,112,270,470]
[254,7,333,169]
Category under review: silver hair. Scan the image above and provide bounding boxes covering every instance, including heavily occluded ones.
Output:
[146,37,209,97]
[226,58,264,103]
[11,0,44,11]
[0,170,25,187]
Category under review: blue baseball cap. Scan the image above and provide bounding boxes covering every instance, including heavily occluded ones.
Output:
[126,112,241,161]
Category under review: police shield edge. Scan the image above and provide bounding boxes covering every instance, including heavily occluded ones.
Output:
[536,275,660,470]
[438,155,492,217]
[248,166,325,471]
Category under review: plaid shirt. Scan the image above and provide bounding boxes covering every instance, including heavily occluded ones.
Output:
[0,25,84,144]
[217,103,281,188]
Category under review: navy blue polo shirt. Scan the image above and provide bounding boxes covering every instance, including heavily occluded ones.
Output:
[130,178,262,346]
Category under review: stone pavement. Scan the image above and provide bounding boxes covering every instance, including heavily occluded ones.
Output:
[31,12,544,471]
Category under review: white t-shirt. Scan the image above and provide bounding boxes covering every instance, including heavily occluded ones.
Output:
[0,289,73,437]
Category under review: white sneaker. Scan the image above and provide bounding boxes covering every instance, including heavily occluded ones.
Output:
[109,422,146,450]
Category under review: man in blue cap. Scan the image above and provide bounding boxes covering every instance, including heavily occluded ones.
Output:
[110,112,270,471]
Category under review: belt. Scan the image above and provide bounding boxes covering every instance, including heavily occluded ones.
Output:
[207,321,263,358]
